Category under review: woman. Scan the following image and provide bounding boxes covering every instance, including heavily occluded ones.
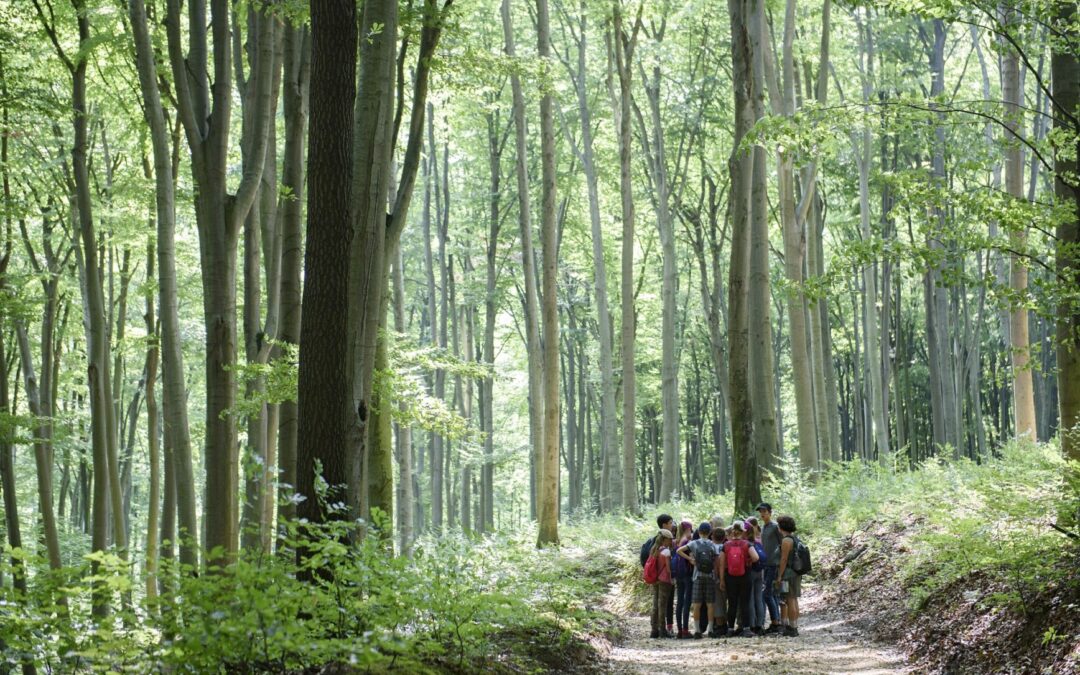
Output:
[672,520,695,638]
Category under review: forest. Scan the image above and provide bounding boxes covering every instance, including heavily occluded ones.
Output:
[0,0,1077,671]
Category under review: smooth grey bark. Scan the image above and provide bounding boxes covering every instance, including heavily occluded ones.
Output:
[613,0,641,514]
[748,0,779,475]
[165,0,277,563]
[536,0,560,547]
[502,0,544,520]
[481,108,504,531]
[276,22,310,532]
[128,0,198,569]
[568,3,619,512]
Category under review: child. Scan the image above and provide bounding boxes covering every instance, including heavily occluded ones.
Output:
[718,520,758,636]
[746,520,767,636]
[649,529,675,639]
[672,520,695,639]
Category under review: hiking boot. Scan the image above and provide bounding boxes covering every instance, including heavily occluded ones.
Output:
[727,628,744,638]
[675,630,687,639]
[764,624,782,635]
[660,629,675,639]
[692,631,703,639]
[782,626,799,637]
[650,630,660,639]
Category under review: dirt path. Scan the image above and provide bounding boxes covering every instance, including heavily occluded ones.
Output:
[602,584,910,674]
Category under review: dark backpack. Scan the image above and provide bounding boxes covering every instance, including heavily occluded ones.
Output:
[751,540,766,571]
[788,535,812,575]
[691,539,716,574]
[724,540,749,577]
[640,537,655,567]
[671,545,691,578]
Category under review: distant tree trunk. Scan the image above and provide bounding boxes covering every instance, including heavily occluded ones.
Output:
[143,239,160,600]
[640,49,682,503]
[296,0,356,545]
[728,0,760,513]
[276,21,310,533]
[613,0,640,515]
[422,115,443,531]
[1002,9,1036,440]
[855,12,889,464]
[925,19,961,458]
[1052,2,1080,462]
[0,329,27,595]
[572,3,619,512]
[536,0,560,547]
[502,0,544,520]
[481,109,502,532]
[392,250,414,552]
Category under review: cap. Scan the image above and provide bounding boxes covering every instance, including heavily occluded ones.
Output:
[756,502,772,512]
[698,521,713,534]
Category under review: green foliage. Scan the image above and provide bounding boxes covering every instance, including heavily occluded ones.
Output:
[0,517,613,673]
[771,441,1080,615]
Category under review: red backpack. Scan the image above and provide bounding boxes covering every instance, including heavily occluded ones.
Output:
[643,554,659,584]
[724,540,749,577]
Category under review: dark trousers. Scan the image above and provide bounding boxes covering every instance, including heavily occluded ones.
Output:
[762,566,781,623]
[725,571,751,630]
[651,582,674,633]
[675,576,693,631]
[666,575,675,626]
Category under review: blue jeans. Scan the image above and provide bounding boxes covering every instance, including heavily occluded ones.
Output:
[762,566,781,623]
[675,576,693,631]
[749,568,765,628]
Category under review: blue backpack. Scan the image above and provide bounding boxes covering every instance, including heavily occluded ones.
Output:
[671,544,691,578]
[751,540,766,571]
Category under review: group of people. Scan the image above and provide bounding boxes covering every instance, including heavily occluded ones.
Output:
[640,503,806,640]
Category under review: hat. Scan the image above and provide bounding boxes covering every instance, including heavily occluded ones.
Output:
[756,502,772,512]
[658,528,673,539]
[698,521,713,534]
[730,521,745,531]
[681,519,693,529]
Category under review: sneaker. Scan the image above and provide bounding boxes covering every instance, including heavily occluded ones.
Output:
[692,632,703,640]
[782,626,799,637]
[661,629,675,639]
[676,630,687,639]
[727,628,744,638]
[650,630,660,639]
[764,624,782,635]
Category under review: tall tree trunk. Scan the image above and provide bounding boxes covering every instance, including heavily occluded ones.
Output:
[165,0,277,564]
[481,109,502,531]
[502,0,545,520]
[343,0,398,524]
[777,0,819,474]
[1002,10,1037,440]
[392,250,414,552]
[276,21,310,533]
[129,0,198,570]
[1052,2,1080,463]
[728,0,760,514]
[142,238,160,600]
[613,0,640,515]
[296,0,356,548]
[749,0,779,476]
[536,0,560,547]
[573,4,619,512]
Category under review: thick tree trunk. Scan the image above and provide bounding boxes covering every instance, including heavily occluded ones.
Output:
[296,0,356,545]
[728,0,759,514]
[142,239,160,600]
[536,0,560,547]
[1052,2,1080,462]
[392,251,414,551]
[482,110,502,531]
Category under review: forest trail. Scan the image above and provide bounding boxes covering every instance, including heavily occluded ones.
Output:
[603,585,910,674]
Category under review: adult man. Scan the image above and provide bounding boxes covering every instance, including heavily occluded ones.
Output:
[677,521,719,638]
[775,515,802,637]
[641,514,675,636]
[757,502,782,633]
